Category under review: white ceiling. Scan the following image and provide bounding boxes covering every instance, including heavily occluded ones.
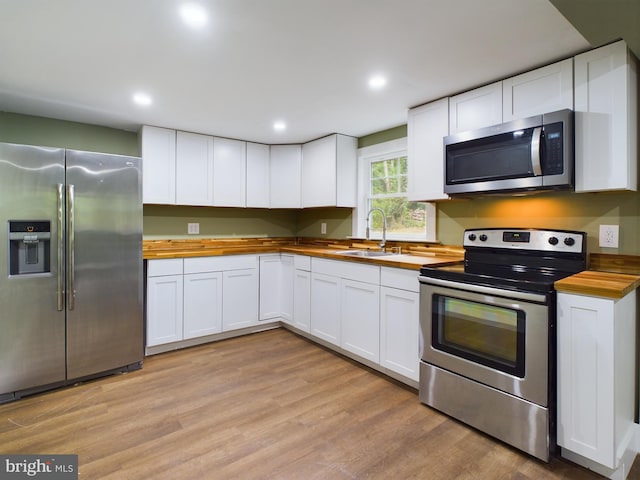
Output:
[0,0,590,145]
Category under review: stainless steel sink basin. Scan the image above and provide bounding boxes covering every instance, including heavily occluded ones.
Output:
[337,250,394,257]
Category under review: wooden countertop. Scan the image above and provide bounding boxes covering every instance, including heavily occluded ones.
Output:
[143,238,464,270]
[555,270,640,299]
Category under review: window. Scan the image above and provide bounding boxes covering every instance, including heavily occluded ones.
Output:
[355,138,436,242]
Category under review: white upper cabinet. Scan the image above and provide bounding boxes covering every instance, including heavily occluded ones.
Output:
[270,144,302,208]
[502,58,574,121]
[213,137,246,207]
[176,131,214,206]
[302,134,357,208]
[449,81,503,133]
[407,98,449,201]
[574,40,638,192]
[141,125,176,204]
[246,142,270,208]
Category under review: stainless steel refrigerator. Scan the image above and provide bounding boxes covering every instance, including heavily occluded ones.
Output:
[0,142,143,403]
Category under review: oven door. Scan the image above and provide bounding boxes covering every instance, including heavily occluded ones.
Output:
[419,276,549,406]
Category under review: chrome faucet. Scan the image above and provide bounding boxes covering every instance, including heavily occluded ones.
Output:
[366,208,387,252]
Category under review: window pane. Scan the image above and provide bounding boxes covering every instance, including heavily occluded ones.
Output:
[369,197,427,237]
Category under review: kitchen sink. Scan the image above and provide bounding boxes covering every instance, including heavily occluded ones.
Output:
[337,250,394,257]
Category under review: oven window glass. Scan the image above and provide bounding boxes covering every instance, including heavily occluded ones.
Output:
[432,295,525,377]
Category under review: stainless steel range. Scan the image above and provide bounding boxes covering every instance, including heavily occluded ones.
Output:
[418,228,587,462]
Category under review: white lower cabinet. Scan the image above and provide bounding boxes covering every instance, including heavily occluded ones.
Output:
[222,269,258,331]
[341,279,380,363]
[310,272,341,346]
[557,290,637,476]
[146,256,259,350]
[183,271,222,338]
[146,259,184,347]
[280,255,294,324]
[293,269,311,332]
[147,273,184,347]
[379,266,420,382]
[259,255,283,321]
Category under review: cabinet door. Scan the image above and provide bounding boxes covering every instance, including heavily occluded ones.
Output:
[380,286,419,381]
[449,81,503,133]
[340,279,380,363]
[302,135,336,207]
[557,293,615,467]
[270,145,301,208]
[223,269,258,331]
[574,40,637,192]
[141,125,176,204]
[213,137,246,207]
[246,142,270,208]
[280,255,294,324]
[259,255,281,321]
[502,58,573,121]
[310,272,340,345]
[176,131,214,205]
[293,269,311,332]
[146,274,183,346]
[407,99,449,201]
[183,272,222,339]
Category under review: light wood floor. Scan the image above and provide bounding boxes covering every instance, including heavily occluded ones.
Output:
[0,328,636,479]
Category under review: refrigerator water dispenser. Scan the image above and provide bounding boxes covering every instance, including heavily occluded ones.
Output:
[8,220,51,275]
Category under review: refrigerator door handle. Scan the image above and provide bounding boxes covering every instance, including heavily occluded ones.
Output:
[57,183,65,311]
[67,184,76,310]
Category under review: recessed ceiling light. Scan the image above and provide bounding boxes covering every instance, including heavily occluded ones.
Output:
[133,92,152,107]
[273,121,287,132]
[179,3,208,29]
[368,74,387,90]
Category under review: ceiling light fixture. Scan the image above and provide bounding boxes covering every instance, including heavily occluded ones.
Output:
[368,74,387,90]
[133,92,152,107]
[273,121,287,132]
[179,3,208,29]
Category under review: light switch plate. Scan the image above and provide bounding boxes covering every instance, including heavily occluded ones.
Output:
[599,225,619,248]
[187,223,200,235]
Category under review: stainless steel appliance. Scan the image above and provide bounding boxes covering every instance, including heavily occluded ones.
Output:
[444,109,573,195]
[0,142,143,403]
[418,228,586,461]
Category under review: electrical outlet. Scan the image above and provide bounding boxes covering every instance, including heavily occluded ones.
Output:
[321,222,327,235]
[187,223,200,235]
[599,225,619,248]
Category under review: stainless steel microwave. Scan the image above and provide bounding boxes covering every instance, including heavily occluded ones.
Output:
[443,109,573,195]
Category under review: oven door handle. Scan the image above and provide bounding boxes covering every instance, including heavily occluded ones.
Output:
[418,276,548,303]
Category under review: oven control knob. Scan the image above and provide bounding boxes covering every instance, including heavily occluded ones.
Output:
[564,237,575,246]
[548,236,559,245]
[468,233,477,241]
[479,234,488,242]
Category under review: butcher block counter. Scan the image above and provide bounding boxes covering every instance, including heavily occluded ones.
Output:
[555,271,640,299]
[143,237,464,270]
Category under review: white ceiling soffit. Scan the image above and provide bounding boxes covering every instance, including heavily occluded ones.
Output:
[0,0,590,144]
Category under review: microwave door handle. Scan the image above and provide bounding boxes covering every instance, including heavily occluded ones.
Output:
[531,127,543,176]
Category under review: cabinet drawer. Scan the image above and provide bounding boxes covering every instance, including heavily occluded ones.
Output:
[312,257,380,284]
[381,267,419,292]
[294,255,311,271]
[184,255,258,274]
[148,258,184,277]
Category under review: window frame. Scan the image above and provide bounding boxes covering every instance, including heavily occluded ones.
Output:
[354,138,436,242]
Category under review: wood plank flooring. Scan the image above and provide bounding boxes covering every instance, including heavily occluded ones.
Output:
[0,328,635,479]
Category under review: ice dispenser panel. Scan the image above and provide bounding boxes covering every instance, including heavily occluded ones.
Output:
[8,220,51,275]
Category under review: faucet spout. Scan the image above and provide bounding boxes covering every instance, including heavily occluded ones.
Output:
[366,208,387,252]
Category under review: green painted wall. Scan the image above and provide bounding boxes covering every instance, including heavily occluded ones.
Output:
[437,190,640,255]
[296,207,353,238]
[0,112,139,156]
[144,205,297,239]
[358,125,407,148]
